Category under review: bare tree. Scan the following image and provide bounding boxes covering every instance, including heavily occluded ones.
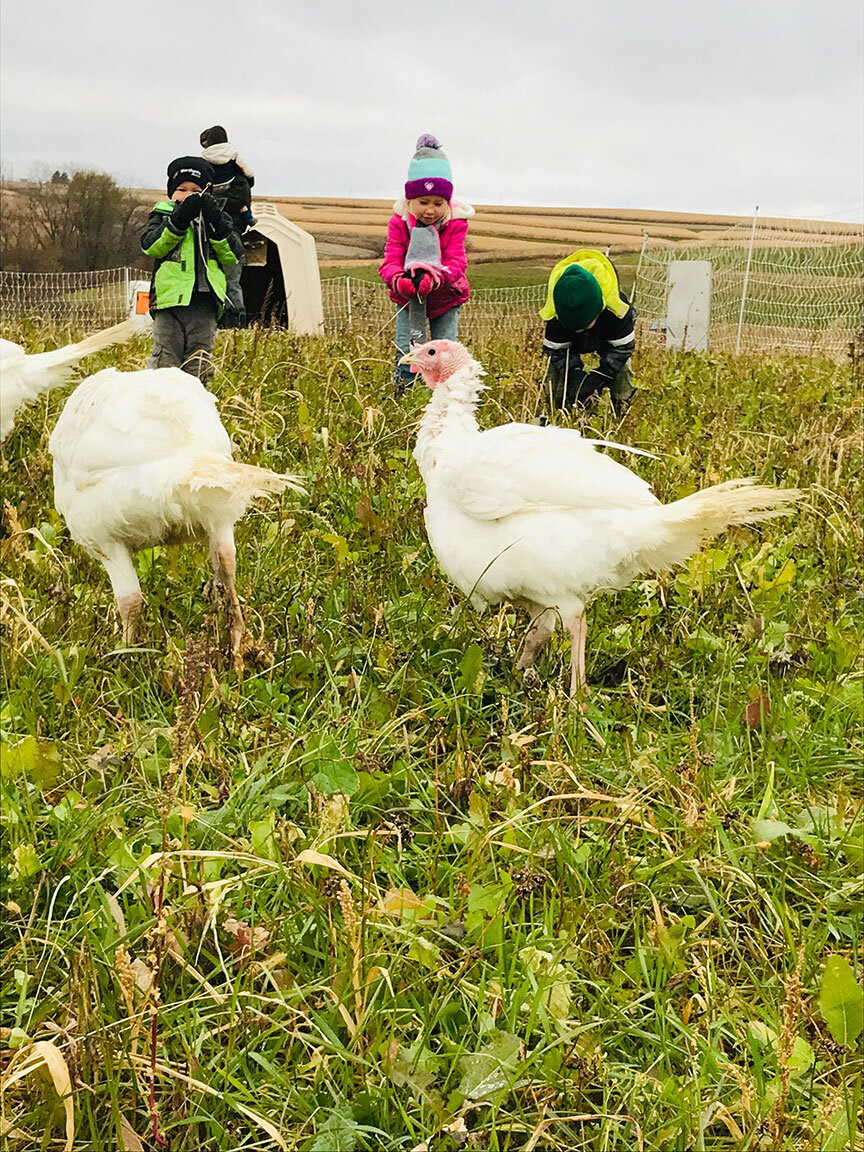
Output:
[1,169,148,272]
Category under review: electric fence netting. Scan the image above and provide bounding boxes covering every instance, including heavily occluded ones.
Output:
[632,215,864,357]
[1,214,861,357]
[320,278,547,341]
[0,267,141,330]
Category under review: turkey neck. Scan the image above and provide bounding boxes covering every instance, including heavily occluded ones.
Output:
[414,363,484,477]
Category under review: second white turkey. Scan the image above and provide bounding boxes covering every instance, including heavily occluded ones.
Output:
[50,365,302,653]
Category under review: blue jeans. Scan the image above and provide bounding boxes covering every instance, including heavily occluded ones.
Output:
[394,304,460,383]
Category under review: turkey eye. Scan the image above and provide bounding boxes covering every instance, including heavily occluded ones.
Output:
[428,349,436,356]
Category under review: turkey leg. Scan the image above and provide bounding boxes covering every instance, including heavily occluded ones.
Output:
[568,612,588,700]
[100,544,143,646]
[209,536,246,654]
[516,607,556,671]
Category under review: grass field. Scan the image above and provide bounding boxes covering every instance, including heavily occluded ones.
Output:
[1,322,862,1151]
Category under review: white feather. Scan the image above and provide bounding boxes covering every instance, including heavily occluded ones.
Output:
[1,317,145,441]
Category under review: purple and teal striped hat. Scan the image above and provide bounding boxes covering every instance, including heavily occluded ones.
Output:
[404,134,453,202]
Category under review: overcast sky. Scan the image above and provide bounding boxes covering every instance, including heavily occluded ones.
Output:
[2,0,862,221]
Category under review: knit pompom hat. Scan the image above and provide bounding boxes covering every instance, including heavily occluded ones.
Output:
[405,134,453,201]
[167,156,215,197]
[552,265,604,331]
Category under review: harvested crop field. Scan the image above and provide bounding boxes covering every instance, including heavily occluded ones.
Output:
[261,197,861,266]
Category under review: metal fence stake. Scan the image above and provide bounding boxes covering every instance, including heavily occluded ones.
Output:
[735,206,759,355]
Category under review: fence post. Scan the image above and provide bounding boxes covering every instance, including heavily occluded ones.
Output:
[633,233,649,304]
[735,206,759,355]
[123,267,130,318]
[346,276,352,325]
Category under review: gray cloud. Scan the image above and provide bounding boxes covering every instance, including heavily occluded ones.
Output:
[2,0,861,219]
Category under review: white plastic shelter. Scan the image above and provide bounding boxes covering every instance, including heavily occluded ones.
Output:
[241,203,324,334]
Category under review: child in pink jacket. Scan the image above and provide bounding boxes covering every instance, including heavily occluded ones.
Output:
[378,134,474,393]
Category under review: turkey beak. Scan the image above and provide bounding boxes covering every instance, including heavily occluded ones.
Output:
[398,351,418,367]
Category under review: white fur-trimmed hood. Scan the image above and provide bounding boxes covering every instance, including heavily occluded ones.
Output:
[393,197,475,223]
[201,143,255,179]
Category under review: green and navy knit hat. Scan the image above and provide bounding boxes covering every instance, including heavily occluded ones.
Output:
[405,134,453,201]
[552,265,604,330]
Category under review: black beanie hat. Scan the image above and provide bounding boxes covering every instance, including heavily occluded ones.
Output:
[166,156,215,197]
[200,125,228,148]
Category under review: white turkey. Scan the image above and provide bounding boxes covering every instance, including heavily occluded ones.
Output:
[50,365,302,653]
[402,340,802,699]
[1,317,143,441]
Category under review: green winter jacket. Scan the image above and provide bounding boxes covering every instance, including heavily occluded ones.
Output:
[141,201,240,314]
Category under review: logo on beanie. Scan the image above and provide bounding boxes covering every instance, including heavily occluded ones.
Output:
[425,181,434,191]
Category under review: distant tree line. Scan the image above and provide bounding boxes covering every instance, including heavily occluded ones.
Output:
[1,169,148,273]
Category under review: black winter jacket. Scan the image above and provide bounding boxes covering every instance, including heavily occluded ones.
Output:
[210,160,254,231]
[543,295,636,384]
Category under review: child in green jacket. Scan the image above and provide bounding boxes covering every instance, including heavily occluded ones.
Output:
[141,156,243,383]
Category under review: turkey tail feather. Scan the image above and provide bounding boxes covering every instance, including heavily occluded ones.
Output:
[668,478,802,528]
[41,318,142,369]
[637,479,803,572]
[185,454,304,499]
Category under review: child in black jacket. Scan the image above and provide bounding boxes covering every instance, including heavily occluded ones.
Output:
[540,250,637,417]
[200,125,256,324]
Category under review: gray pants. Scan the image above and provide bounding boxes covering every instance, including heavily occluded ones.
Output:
[223,258,245,318]
[147,296,218,383]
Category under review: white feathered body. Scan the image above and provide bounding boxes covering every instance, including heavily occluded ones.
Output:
[414,361,798,621]
[51,366,288,557]
[1,318,142,441]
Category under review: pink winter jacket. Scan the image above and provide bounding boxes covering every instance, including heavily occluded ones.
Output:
[378,198,474,319]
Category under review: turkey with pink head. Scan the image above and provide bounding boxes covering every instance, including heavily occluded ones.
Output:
[402,339,802,700]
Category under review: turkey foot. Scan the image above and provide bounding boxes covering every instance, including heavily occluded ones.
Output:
[234,630,274,673]
[101,544,144,648]
[118,591,143,647]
